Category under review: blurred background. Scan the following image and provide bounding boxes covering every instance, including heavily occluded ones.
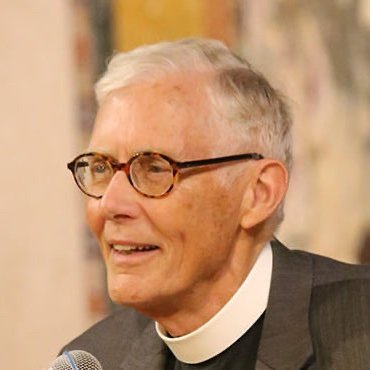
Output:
[1,1,369,369]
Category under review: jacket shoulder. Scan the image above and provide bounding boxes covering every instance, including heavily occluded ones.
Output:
[272,240,370,368]
[296,249,370,286]
[60,306,151,368]
[308,265,370,368]
[272,239,370,285]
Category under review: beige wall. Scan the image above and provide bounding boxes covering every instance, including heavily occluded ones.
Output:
[0,2,90,369]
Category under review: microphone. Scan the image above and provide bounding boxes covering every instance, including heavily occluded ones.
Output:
[48,350,102,370]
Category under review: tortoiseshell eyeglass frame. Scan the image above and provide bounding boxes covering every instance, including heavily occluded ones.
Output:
[67,151,264,199]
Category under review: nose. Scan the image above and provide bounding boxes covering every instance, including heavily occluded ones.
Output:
[99,171,141,220]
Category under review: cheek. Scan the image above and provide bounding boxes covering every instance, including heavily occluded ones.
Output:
[158,179,240,248]
[190,183,243,250]
[85,200,104,238]
[176,189,241,278]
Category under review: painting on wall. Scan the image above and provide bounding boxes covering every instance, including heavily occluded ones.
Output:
[74,0,113,319]
[237,0,370,262]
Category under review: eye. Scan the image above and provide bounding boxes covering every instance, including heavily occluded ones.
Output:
[133,155,172,173]
[147,162,171,173]
[91,159,109,174]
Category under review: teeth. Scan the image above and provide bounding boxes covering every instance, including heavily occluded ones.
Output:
[112,245,135,252]
[112,244,157,253]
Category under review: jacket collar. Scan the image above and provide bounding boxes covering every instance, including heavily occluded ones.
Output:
[256,239,314,369]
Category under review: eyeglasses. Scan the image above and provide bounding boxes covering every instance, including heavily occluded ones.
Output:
[67,151,264,198]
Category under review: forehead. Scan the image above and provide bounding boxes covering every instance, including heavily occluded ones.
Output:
[89,72,222,159]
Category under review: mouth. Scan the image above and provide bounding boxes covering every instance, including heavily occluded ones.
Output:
[111,244,159,255]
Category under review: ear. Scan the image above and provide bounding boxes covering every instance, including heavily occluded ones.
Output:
[240,160,289,230]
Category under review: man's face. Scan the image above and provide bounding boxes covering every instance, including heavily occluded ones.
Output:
[86,73,253,314]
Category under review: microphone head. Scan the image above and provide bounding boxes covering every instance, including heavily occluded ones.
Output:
[48,350,102,370]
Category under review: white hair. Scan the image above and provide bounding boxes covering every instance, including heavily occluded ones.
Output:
[96,38,241,102]
[95,38,293,226]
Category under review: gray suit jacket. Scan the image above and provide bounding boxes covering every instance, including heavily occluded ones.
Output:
[62,240,370,369]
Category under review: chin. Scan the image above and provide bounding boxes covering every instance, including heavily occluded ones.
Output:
[107,279,177,318]
[107,275,149,307]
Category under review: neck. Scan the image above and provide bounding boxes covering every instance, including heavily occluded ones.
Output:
[137,238,266,337]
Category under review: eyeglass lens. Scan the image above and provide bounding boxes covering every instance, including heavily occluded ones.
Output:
[130,154,174,196]
[74,154,175,198]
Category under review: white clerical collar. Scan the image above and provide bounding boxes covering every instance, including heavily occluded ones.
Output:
[155,242,273,364]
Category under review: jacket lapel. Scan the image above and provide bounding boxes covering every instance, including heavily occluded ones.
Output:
[256,240,314,369]
[119,320,166,370]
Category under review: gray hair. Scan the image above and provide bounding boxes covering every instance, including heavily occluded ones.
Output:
[96,38,292,171]
[95,38,293,226]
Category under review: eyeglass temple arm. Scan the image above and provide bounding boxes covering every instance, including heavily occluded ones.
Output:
[176,153,264,169]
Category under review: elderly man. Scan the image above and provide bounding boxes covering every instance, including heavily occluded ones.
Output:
[64,38,370,369]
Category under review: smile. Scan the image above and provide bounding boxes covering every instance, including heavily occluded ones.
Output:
[111,244,159,255]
